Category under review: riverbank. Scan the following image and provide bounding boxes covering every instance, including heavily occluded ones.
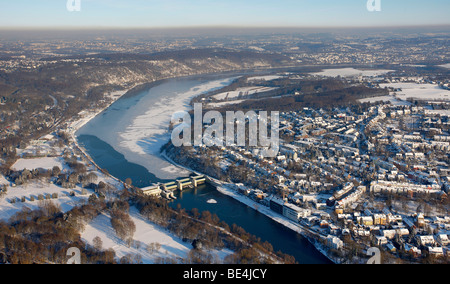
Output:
[64,88,239,264]
[214,185,339,264]
[65,89,137,189]
[73,72,338,264]
[66,90,132,136]
[160,151,339,264]
[66,92,287,263]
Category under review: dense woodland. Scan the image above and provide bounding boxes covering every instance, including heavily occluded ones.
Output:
[196,76,389,112]
[0,199,113,264]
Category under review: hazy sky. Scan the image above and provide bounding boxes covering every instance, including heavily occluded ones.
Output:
[0,0,449,29]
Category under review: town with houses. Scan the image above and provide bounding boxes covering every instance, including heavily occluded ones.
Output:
[165,70,450,264]
[0,26,449,264]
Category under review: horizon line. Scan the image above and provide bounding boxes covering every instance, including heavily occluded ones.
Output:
[1,24,450,31]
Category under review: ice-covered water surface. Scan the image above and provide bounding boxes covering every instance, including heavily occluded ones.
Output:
[77,76,238,180]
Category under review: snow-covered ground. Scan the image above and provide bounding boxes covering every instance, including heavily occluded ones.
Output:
[312,68,394,78]
[212,86,278,101]
[207,100,246,108]
[67,90,130,135]
[424,109,450,116]
[81,206,233,264]
[11,157,65,172]
[379,82,450,102]
[0,89,131,221]
[0,85,237,264]
[358,95,412,106]
[16,139,65,158]
[0,178,93,221]
[246,75,285,82]
[0,153,123,221]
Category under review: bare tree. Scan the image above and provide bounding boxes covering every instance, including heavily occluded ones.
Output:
[110,209,136,243]
[93,236,103,251]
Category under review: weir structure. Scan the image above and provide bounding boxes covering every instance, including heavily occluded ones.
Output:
[139,175,207,199]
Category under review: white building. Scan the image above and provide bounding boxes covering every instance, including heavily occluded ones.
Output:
[427,247,444,257]
[416,235,436,247]
[436,234,449,246]
[375,236,388,246]
[327,235,344,250]
[283,203,311,221]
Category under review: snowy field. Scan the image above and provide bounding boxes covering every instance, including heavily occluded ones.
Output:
[81,206,233,264]
[212,86,278,101]
[424,109,450,116]
[358,95,412,106]
[312,68,394,78]
[246,75,285,82]
[16,139,65,159]
[11,157,65,172]
[0,162,122,222]
[2,153,124,221]
[379,82,450,102]
[207,100,246,108]
[0,178,93,221]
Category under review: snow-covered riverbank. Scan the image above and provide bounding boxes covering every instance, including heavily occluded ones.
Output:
[160,150,338,264]
[76,76,239,180]
[74,74,339,264]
